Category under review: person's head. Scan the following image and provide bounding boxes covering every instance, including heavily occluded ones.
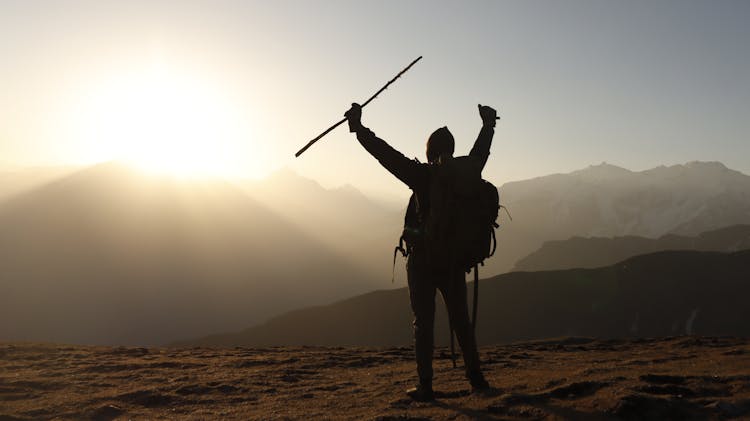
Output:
[426,127,455,164]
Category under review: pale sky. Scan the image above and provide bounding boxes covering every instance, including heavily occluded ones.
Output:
[2,1,749,198]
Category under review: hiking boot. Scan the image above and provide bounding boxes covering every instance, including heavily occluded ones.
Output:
[468,371,491,392]
[406,383,434,402]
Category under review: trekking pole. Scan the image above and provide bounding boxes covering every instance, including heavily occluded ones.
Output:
[294,56,423,157]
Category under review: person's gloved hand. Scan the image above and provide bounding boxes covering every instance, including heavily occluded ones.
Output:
[478,104,498,128]
[345,103,362,132]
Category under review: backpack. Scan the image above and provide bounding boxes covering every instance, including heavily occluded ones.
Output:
[424,155,500,273]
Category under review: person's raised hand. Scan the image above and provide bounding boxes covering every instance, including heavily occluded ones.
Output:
[478,104,498,127]
[345,103,362,133]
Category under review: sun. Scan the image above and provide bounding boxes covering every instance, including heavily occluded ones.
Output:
[75,65,256,178]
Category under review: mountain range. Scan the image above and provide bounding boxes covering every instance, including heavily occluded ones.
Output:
[241,168,404,280]
[0,163,380,345]
[488,161,750,275]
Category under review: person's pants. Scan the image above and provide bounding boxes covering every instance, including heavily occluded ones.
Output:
[406,250,481,383]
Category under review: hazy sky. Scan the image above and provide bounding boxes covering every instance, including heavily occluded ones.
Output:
[2,1,749,198]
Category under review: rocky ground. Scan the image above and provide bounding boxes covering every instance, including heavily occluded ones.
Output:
[1,336,750,420]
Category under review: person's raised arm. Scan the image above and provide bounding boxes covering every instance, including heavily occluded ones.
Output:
[345,103,423,188]
[469,104,498,171]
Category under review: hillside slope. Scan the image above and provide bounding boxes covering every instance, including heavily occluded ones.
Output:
[180,250,750,347]
[514,224,750,272]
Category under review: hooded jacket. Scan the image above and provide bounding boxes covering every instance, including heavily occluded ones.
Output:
[354,125,495,246]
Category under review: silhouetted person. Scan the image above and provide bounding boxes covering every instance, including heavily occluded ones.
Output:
[345,102,497,401]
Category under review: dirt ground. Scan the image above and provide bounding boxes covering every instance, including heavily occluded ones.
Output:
[1,336,749,420]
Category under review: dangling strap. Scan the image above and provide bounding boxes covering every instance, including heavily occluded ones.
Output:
[490,226,498,257]
[487,205,509,259]
[499,205,512,221]
[472,265,479,330]
[446,253,461,369]
[391,235,409,283]
[450,326,457,368]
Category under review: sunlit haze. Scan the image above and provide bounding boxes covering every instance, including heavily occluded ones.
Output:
[2,0,750,193]
[71,62,256,178]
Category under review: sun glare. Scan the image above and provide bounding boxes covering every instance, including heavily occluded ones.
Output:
[75,64,257,178]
